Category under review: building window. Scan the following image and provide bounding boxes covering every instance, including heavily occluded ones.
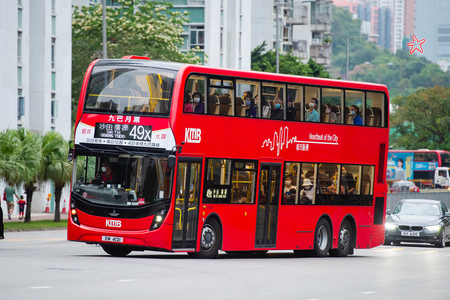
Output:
[18,90,24,121]
[17,32,22,64]
[51,0,55,14]
[51,38,56,69]
[51,94,57,124]
[187,0,205,5]
[52,16,56,35]
[190,26,204,49]
[18,8,22,29]
[18,67,22,87]
[51,72,56,91]
[18,0,22,6]
[220,27,223,52]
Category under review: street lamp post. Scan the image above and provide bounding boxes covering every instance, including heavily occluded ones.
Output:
[102,0,107,59]
[276,0,280,73]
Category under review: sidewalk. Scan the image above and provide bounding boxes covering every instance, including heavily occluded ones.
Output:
[2,212,68,222]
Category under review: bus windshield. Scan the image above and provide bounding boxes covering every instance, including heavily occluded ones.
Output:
[72,155,173,206]
[84,65,176,116]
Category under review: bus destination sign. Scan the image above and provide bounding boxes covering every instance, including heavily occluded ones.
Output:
[94,123,152,143]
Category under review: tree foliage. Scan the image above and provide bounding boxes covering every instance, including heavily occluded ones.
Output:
[251,41,331,78]
[390,86,450,150]
[72,0,202,123]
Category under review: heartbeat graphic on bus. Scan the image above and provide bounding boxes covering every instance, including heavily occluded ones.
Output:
[261,127,339,156]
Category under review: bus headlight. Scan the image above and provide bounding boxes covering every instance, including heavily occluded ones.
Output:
[385,223,398,231]
[150,206,168,231]
[70,201,80,225]
[425,225,441,232]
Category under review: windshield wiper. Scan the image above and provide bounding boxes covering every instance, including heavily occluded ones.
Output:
[78,143,103,153]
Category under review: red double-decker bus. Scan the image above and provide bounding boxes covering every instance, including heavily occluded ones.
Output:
[68,57,389,258]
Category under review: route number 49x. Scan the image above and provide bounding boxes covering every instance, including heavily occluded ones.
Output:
[129,125,152,141]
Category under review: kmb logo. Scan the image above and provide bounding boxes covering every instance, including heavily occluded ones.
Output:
[106,219,122,228]
[184,128,201,143]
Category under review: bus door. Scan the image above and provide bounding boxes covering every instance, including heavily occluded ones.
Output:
[255,163,281,248]
[172,158,202,250]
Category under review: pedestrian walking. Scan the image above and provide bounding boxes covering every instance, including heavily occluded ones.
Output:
[17,195,26,220]
[4,184,19,220]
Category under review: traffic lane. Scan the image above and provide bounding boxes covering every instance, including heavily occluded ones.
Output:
[1,231,450,299]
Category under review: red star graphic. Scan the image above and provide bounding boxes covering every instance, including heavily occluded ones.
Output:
[407,35,426,54]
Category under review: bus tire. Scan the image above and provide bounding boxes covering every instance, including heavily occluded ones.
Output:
[198,218,221,259]
[313,218,332,257]
[101,244,132,257]
[329,220,353,257]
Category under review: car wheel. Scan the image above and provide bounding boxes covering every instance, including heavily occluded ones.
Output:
[392,241,401,245]
[313,219,332,257]
[101,244,132,257]
[383,239,392,246]
[435,230,445,248]
[198,218,221,259]
[329,220,353,257]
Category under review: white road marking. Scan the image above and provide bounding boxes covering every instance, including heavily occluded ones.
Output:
[30,286,52,289]
[117,279,135,282]
[362,291,376,295]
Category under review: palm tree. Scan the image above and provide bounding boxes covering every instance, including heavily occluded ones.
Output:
[41,131,72,222]
[0,129,42,223]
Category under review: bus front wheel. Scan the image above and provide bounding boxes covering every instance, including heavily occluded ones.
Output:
[198,218,221,259]
[329,220,353,257]
[101,244,132,257]
[314,219,332,257]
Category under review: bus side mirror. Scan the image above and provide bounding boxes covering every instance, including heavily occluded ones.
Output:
[67,140,74,162]
[386,209,391,215]
[168,155,176,169]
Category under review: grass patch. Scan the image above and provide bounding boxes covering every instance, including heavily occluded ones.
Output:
[4,219,68,231]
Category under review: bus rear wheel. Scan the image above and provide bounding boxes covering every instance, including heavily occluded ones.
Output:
[314,219,332,257]
[101,244,132,257]
[198,218,221,259]
[329,220,353,257]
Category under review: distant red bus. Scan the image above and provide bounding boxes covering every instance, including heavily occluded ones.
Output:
[68,57,389,258]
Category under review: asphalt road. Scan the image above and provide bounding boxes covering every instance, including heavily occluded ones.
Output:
[1,230,450,300]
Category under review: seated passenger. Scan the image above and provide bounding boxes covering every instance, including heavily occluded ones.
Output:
[244,95,256,118]
[326,103,338,123]
[286,99,296,121]
[350,105,362,125]
[284,176,297,194]
[192,92,204,114]
[306,98,319,122]
[300,179,314,203]
[271,98,284,120]
[184,92,193,113]
[261,95,271,118]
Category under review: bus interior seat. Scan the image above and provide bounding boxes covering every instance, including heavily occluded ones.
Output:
[208,94,220,115]
[345,106,352,124]
[235,97,246,117]
[372,107,382,126]
[218,94,232,116]
[365,107,374,126]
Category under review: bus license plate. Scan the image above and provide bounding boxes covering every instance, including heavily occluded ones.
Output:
[102,236,124,243]
[401,231,420,237]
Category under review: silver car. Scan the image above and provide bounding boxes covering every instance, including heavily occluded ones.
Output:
[384,199,450,247]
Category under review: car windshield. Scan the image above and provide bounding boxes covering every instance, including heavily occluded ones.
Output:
[393,202,441,216]
[84,65,176,116]
[72,154,173,207]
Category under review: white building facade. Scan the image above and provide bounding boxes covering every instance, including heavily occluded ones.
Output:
[0,0,72,214]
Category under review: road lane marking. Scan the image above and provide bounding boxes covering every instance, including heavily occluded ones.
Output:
[413,249,440,255]
[371,247,404,252]
[30,286,52,289]
[4,238,65,242]
[117,279,135,282]
[362,291,376,295]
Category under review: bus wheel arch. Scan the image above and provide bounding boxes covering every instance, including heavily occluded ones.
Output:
[313,215,333,257]
[330,216,356,257]
[198,214,222,259]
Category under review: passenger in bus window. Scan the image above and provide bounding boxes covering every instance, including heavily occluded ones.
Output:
[261,95,271,118]
[244,94,256,118]
[300,179,313,203]
[350,105,362,125]
[326,103,338,123]
[192,92,204,114]
[184,92,193,113]
[271,98,284,120]
[286,98,296,121]
[306,98,319,122]
[284,176,297,194]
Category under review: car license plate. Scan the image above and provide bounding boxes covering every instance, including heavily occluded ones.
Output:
[401,231,420,237]
[102,236,124,243]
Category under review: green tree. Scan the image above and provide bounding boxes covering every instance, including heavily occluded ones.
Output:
[72,0,201,123]
[41,132,72,222]
[0,129,41,223]
[390,86,450,150]
[251,41,331,78]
